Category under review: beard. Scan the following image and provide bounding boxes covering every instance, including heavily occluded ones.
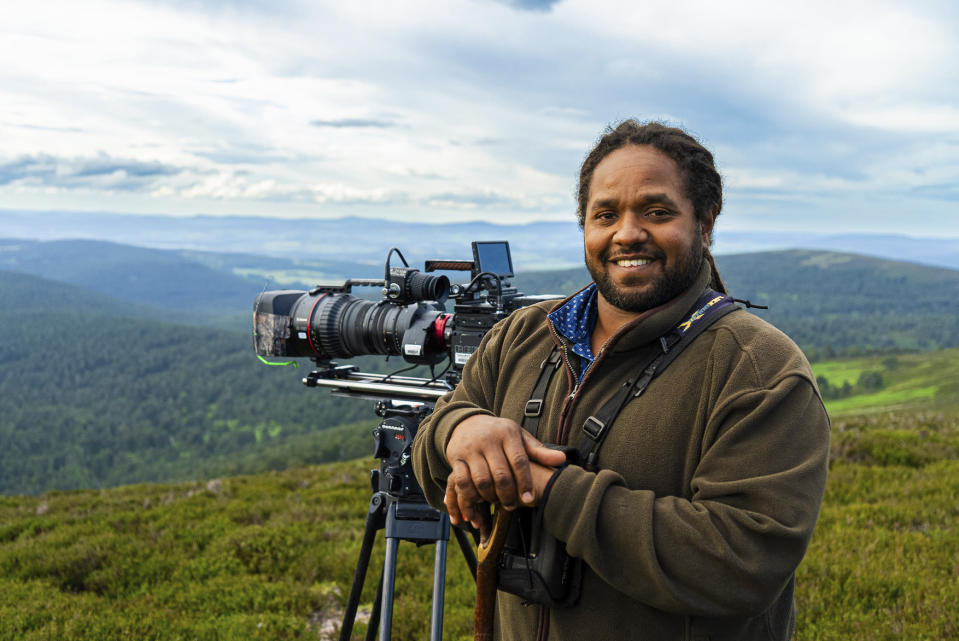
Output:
[587,242,704,314]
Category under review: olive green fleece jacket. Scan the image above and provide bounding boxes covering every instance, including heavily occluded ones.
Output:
[412,263,830,641]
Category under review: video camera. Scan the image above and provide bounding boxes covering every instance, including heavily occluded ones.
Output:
[253,240,560,396]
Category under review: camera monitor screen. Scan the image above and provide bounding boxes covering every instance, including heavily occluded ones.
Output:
[472,241,514,278]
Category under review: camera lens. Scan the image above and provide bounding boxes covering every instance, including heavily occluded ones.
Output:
[253,289,444,361]
[406,272,449,302]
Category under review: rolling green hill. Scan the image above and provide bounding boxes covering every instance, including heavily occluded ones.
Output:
[0,239,267,327]
[812,349,959,417]
[0,238,386,328]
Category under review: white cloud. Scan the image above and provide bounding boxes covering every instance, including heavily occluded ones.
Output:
[0,0,957,231]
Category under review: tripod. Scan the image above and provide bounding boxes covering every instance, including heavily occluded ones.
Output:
[336,401,477,641]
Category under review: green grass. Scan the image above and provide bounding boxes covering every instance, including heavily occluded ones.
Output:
[3,409,959,640]
[825,385,939,413]
[811,357,875,388]
[0,461,477,641]
[812,347,959,416]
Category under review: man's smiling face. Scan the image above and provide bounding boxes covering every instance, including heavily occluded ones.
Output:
[584,144,712,315]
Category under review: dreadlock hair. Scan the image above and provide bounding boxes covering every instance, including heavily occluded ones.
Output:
[576,120,727,294]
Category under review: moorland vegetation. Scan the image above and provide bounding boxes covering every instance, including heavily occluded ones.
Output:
[2,398,957,640]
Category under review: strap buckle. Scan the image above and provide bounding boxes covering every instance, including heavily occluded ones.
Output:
[540,349,562,370]
[582,415,605,439]
[525,399,544,417]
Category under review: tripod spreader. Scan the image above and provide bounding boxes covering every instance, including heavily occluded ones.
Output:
[339,491,476,641]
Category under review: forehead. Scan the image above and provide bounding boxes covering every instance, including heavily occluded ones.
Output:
[588,145,685,202]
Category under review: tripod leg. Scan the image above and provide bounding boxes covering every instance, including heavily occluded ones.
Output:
[379,537,401,641]
[341,494,387,641]
[430,539,448,641]
[365,568,385,641]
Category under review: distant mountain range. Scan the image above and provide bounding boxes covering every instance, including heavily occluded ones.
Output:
[4,209,959,271]
[4,236,959,358]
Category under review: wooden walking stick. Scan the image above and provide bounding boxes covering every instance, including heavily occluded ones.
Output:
[474,504,511,641]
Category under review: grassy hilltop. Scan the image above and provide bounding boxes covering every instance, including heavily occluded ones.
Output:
[2,350,958,640]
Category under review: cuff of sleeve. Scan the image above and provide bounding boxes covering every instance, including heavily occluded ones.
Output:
[541,465,631,546]
[541,464,591,541]
[538,464,567,512]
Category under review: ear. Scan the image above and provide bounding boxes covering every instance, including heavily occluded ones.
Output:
[700,205,718,249]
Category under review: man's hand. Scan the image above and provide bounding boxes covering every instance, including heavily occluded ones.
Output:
[444,414,566,528]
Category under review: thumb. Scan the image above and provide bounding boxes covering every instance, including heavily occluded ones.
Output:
[523,433,567,466]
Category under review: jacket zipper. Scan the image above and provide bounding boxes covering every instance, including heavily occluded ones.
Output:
[546,324,577,444]
[554,341,605,445]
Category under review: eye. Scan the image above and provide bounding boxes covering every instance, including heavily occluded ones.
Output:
[593,209,617,222]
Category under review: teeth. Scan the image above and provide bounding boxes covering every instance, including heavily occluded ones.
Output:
[615,258,652,267]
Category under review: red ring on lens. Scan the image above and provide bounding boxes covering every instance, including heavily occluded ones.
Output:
[432,313,452,350]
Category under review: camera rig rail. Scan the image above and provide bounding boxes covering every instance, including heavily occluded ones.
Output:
[303,361,451,403]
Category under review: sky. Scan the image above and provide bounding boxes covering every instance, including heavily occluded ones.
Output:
[2,0,958,235]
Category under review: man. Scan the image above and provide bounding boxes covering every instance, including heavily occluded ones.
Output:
[412,120,830,641]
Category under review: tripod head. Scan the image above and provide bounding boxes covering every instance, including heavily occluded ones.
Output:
[370,400,433,499]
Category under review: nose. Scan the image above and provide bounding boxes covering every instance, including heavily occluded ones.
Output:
[612,212,648,247]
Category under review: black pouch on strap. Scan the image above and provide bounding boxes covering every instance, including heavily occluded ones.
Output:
[497,510,583,608]
[496,462,583,608]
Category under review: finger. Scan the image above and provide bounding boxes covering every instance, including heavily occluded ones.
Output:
[450,459,483,523]
[500,435,535,506]
[457,481,480,527]
[444,476,461,525]
[483,447,522,509]
[461,454,500,506]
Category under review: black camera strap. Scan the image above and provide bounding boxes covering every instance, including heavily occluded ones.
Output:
[577,291,738,470]
[522,347,563,439]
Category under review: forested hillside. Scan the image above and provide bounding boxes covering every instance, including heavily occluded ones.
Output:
[0,271,389,495]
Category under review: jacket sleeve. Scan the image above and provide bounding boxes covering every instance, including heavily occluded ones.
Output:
[542,373,830,617]
[411,317,510,511]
